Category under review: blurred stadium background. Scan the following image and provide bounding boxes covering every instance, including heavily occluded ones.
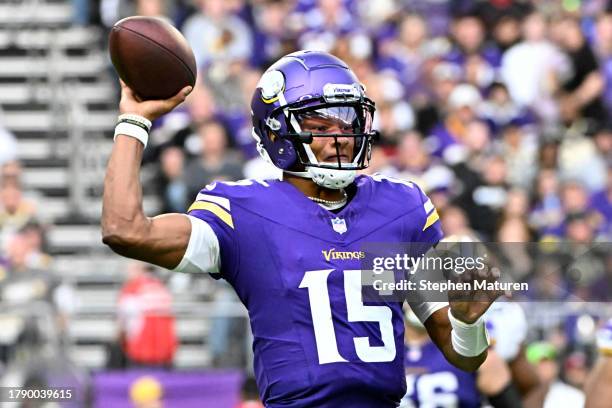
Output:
[0,0,610,406]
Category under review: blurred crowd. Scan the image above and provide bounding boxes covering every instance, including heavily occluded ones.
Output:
[85,0,612,242]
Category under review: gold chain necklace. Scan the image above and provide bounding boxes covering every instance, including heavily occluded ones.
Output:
[307,189,348,206]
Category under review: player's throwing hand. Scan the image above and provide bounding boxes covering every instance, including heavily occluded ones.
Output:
[118,80,192,122]
[448,263,504,324]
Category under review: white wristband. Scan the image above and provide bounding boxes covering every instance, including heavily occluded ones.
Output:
[117,113,152,131]
[448,309,490,357]
[114,122,149,147]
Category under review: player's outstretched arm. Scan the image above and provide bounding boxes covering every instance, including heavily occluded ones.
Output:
[101,81,193,269]
[424,307,488,372]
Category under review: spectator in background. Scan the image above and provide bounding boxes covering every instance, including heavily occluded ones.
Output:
[16,221,51,271]
[187,80,218,127]
[117,262,177,368]
[559,181,602,239]
[552,16,606,125]
[354,0,399,32]
[331,30,375,78]
[445,11,500,90]
[490,12,522,53]
[501,11,571,125]
[0,178,37,250]
[526,342,585,408]
[538,139,560,171]
[589,252,612,301]
[593,121,612,160]
[0,226,78,356]
[496,217,534,282]
[589,166,612,238]
[136,0,168,18]
[2,232,53,300]
[292,0,355,52]
[157,147,187,213]
[182,0,252,70]
[527,257,570,301]
[497,216,532,243]
[380,130,455,195]
[416,61,462,135]
[562,181,591,215]
[358,145,389,176]
[439,205,477,238]
[593,11,612,115]
[226,67,264,157]
[563,350,591,391]
[565,211,597,244]
[479,81,533,135]
[144,80,219,163]
[499,124,538,189]
[455,154,510,239]
[376,13,431,101]
[184,120,243,200]
[478,0,531,34]
[557,133,607,192]
[0,160,21,180]
[404,0,451,38]
[362,72,415,141]
[530,169,564,238]
[502,188,530,220]
[99,0,177,28]
[250,0,295,69]
[425,83,483,162]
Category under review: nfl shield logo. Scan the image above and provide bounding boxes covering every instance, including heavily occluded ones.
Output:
[331,217,347,234]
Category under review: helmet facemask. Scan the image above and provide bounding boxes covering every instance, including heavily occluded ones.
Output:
[270,95,377,189]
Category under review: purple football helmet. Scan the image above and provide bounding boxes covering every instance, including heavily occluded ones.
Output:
[250,50,377,189]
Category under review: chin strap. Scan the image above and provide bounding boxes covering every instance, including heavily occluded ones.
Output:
[284,167,356,189]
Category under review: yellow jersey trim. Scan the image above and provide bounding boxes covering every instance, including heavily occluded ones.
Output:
[188,201,234,229]
[423,209,440,231]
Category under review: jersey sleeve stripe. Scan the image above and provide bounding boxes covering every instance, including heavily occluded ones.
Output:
[422,209,440,231]
[188,201,234,229]
[423,198,434,215]
[195,193,231,211]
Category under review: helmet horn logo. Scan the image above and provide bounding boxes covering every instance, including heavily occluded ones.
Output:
[259,70,285,104]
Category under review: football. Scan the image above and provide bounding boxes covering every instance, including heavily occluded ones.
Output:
[109,16,197,100]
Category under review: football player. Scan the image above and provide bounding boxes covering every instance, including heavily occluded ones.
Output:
[401,310,523,408]
[102,51,500,407]
[585,318,612,408]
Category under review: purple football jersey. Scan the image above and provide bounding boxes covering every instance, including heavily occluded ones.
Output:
[187,175,443,407]
[402,341,481,408]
